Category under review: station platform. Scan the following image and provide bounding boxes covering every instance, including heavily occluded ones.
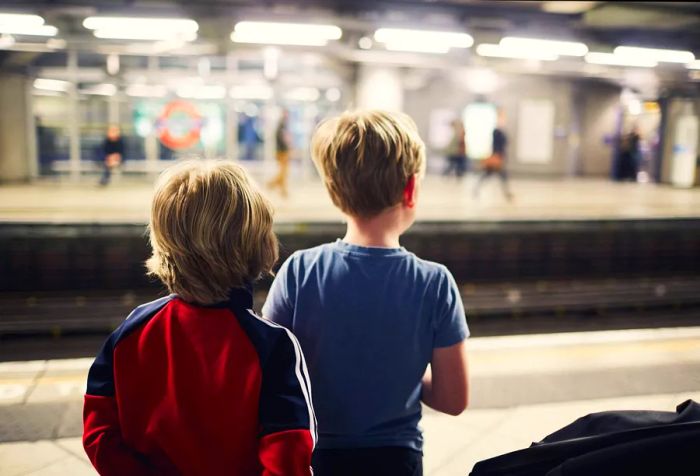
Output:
[2,326,699,475]
[1,176,700,224]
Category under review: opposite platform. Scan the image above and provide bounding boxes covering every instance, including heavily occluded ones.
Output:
[1,176,700,224]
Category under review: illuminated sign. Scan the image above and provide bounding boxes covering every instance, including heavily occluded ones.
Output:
[156,100,204,149]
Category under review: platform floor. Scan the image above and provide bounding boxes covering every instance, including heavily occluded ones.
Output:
[1,176,700,224]
[2,326,699,475]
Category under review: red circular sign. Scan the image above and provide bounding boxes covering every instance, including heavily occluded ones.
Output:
[157,101,203,150]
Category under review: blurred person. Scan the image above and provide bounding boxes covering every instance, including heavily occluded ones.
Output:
[83,161,315,476]
[267,109,291,197]
[443,119,469,178]
[35,116,55,175]
[239,113,262,161]
[99,125,124,186]
[614,125,641,181]
[263,110,470,476]
[473,113,513,201]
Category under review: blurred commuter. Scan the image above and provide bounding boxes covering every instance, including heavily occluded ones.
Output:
[614,126,641,181]
[473,115,513,201]
[443,119,469,178]
[268,109,291,197]
[99,125,124,186]
[83,161,315,476]
[239,113,262,161]
[263,110,470,476]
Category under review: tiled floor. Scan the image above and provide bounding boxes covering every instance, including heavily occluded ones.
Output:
[2,327,700,475]
[2,175,700,224]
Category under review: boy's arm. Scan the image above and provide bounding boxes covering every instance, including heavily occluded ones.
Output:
[258,329,315,476]
[422,267,470,415]
[262,254,296,328]
[421,341,469,415]
[83,338,156,476]
[83,395,157,476]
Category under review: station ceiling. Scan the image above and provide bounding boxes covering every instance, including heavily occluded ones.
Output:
[1,1,699,75]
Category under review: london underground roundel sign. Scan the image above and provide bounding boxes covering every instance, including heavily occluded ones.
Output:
[157,100,204,149]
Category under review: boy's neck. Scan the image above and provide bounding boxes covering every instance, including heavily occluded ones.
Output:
[343,208,404,248]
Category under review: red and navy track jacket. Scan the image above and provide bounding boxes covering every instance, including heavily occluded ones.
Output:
[83,287,316,475]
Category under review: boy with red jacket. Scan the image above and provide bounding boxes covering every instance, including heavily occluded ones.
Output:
[83,160,316,475]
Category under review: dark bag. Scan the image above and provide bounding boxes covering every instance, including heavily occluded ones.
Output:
[470,400,700,476]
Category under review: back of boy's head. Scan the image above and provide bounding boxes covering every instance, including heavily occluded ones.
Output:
[146,160,278,304]
[311,110,426,218]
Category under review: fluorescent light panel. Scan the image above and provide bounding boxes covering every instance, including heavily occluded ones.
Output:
[94,30,197,41]
[476,43,558,61]
[614,46,694,64]
[0,13,57,36]
[0,13,44,26]
[176,84,226,100]
[232,22,341,46]
[126,84,168,98]
[585,52,657,68]
[80,83,117,96]
[230,84,273,100]
[84,16,198,41]
[0,34,15,48]
[33,78,70,92]
[500,37,588,56]
[285,87,320,102]
[374,28,473,54]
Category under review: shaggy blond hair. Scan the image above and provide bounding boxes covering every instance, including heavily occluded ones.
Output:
[146,160,278,304]
[311,110,426,218]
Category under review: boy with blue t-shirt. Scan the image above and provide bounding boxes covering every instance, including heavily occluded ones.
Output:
[263,110,470,476]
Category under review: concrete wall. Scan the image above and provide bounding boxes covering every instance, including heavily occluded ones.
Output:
[577,80,621,177]
[404,70,622,178]
[0,73,35,183]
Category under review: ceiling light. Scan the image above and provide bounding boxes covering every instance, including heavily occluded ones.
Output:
[0,24,57,36]
[358,37,373,50]
[614,46,694,64]
[541,1,598,14]
[0,13,45,27]
[84,16,198,41]
[499,37,588,56]
[126,84,168,98]
[686,60,700,70]
[585,52,657,68]
[0,13,58,36]
[476,43,558,61]
[46,38,66,49]
[231,22,341,47]
[230,84,273,100]
[0,34,14,48]
[325,88,341,102]
[80,83,117,96]
[33,78,70,92]
[93,30,197,41]
[284,87,320,102]
[176,84,226,100]
[374,28,473,54]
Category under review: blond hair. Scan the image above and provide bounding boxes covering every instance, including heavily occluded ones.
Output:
[311,110,426,218]
[146,160,278,304]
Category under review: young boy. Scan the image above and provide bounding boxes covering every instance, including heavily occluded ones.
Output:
[83,161,316,475]
[262,110,470,476]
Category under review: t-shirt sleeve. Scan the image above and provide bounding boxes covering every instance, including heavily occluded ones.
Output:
[433,266,470,348]
[262,254,296,329]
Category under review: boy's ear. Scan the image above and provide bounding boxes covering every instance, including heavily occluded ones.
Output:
[403,175,417,208]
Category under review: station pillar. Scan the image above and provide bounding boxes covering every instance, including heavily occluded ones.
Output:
[356,65,404,112]
[0,73,36,183]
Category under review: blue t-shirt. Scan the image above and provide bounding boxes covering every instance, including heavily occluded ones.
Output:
[262,240,469,451]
